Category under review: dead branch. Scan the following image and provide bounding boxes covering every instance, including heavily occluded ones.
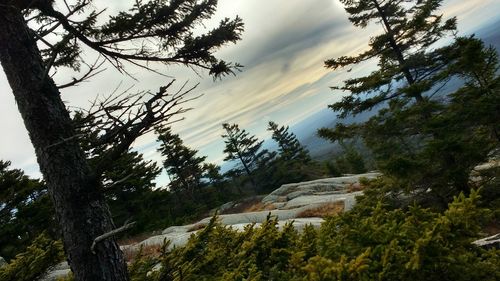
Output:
[91,221,136,254]
[45,133,85,149]
[57,56,106,89]
[74,80,201,174]
[104,173,134,190]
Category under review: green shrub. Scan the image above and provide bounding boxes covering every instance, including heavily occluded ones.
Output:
[4,190,497,281]
[127,189,498,281]
[0,233,64,281]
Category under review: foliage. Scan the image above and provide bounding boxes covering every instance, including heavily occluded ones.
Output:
[320,0,500,202]
[324,0,457,116]
[29,0,245,80]
[1,0,246,277]
[2,1,498,279]
[222,123,267,174]
[333,142,368,175]
[220,121,326,194]
[221,123,271,191]
[157,127,208,194]
[268,121,311,163]
[126,189,499,281]
[253,157,325,193]
[203,163,225,187]
[6,189,498,281]
[0,233,64,281]
[0,161,57,260]
[102,151,162,233]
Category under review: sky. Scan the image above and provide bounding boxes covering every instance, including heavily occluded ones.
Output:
[0,0,499,185]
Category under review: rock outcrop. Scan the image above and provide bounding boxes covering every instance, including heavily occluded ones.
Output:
[43,173,378,280]
[262,173,379,205]
[122,172,379,253]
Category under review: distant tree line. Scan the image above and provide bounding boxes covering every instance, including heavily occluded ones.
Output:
[0,117,367,261]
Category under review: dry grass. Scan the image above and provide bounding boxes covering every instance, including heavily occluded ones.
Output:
[296,201,345,218]
[243,202,276,212]
[118,232,164,262]
[123,243,162,262]
[221,196,273,214]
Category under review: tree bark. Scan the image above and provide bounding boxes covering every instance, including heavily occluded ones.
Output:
[0,6,129,281]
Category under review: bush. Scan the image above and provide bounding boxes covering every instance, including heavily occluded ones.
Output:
[127,190,499,280]
[0,233,64,281]
[7,190,497,281]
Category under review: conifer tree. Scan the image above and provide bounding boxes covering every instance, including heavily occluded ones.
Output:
[0,161,56,260]
[101,151,161,232]
[334,142,367,175]
[157,127,207,195]
[203,163,224,186]
[0,0,243,279]
[222,123,266,190]
[268,121,311,163]
[73,111,163,232]
[320,0,461,148]
[324,0,457,117]
[319,0,499,200]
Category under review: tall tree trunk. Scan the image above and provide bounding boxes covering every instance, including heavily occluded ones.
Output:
[0,6,129,281]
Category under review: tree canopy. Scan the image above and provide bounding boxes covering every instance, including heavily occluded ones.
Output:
[268,121,311,163]
[157,126,208,194]
[319,0,500,203]
[0,0,244,280]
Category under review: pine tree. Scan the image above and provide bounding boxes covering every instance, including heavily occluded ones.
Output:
[324,0,457,117]
[73,111,163,232]
[268,121,311,163]
[157,127,207,195]
[0,161,56,260]
[0,1,243,279]
[319,0,499,200]
[101,151,161,232]
[319,0,461,148]
[222,123,266,191]
[203,163,224,186]
[334,142,367,175]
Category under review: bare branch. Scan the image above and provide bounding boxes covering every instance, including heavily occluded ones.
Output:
[91,221,136,254]
[104,174,134,190]
[45,133,85,149]
[74,80,201,174]
[57,58,107,89]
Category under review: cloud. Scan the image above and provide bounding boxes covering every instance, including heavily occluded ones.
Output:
[0,0,498,181]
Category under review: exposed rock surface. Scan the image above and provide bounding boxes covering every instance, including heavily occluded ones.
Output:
[0,256,6,268]
[124,173,379,253]
[262,172,380,204]
[472,233,500,249]
[124,215,325,253]
[43,173,378,280]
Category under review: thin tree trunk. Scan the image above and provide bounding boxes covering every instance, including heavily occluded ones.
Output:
[372,0,424,103]
[230,138,258,192]
[0,6,129,281]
